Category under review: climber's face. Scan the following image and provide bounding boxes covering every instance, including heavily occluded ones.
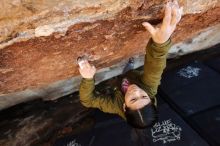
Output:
[124,84,151,111]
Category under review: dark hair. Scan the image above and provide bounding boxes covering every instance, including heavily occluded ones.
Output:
[125,102,158,129]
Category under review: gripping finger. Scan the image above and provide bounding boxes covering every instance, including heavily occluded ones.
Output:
[162,2,172,28]
[78,59,91,69]
[83,60,91,68]
[171,3,178,26]
[171,1,183,26]
[178,7,183,22]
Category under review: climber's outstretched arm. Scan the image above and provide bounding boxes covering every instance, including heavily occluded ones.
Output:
[141,0,183,96]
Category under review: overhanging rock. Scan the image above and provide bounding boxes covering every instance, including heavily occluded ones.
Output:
[1,0,220,110]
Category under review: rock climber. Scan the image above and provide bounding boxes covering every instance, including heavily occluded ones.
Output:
[78,0,183,129]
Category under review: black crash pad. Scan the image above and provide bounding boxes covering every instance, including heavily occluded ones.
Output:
[160,61,220,116]
[191,106,220,146]
[142,97,209,146]
[54,111,135,146]
[54,97,209,146]
[161,61,220,93]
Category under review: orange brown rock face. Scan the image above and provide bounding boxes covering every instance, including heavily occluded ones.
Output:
[1,0,220,108]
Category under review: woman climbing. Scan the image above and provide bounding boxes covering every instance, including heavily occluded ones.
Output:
[78,0,183,129]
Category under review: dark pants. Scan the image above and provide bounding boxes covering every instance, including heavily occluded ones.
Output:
[122,57,135,74]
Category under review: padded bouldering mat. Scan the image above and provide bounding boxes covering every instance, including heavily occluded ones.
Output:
[160,61,220,116]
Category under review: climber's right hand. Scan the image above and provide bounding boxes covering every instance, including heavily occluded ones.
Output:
[142,0,183,44]
[78,58,96,79]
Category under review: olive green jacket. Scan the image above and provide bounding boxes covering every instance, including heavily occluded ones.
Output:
[79,38,172,119]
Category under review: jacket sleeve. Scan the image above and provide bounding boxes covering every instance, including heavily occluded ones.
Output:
[141,38,172,96]
[79,78,122,115]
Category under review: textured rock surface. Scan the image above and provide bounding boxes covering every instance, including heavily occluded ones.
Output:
[1,0,220,109]
[0,93,91,146]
